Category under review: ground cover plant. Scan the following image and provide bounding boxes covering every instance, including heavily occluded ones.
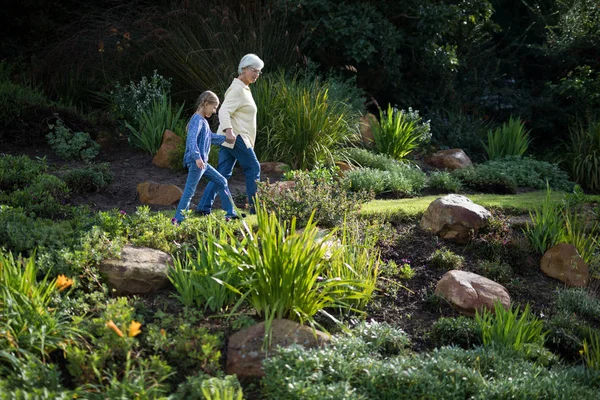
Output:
[2,1,600,397]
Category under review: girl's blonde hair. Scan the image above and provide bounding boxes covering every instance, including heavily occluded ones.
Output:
[196,90,219,110]
[187,90,220,131]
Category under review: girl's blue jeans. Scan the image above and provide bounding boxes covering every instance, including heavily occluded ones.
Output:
[197,136,260,214]
[174,162,237,222]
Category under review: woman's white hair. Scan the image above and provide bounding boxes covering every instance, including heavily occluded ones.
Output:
[238,53,264,74]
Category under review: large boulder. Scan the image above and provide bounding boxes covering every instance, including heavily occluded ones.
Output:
[260,162,289,175]
[152,130,183,169]
[541,243,589,287]
[136,181,182,205]
[425,149,472,170]
[435,270,511,316]
[420,194,491,244]
[98,245,172,294]
[227,319,330,378]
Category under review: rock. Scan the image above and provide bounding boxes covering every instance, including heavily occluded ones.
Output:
[98,245,172,294]
[420,194,491,244]
[425,149,472,170]
[359,113,378,145]
[260,162,288,175]
[152,130,183,169]
[540,243,589,287]
[271,180,296,191]
[136,181,182,205]
[227,319,330,378]
[435,270,511,316]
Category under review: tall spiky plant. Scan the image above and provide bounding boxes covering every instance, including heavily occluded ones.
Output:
[484,116,531,160]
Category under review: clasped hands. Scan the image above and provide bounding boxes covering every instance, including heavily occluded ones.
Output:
[224,128,236,144]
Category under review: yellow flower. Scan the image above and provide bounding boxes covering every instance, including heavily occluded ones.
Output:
[160,328,166,337]
[128,320,142,337]
[580,349,585,355]
[106,320,124,337]
[55,275,73,291]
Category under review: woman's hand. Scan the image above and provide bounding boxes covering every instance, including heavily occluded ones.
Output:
[195,158,206,169]
[224,128,236,144]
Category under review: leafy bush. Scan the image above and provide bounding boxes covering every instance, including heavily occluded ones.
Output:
[61,163,113,194]
[429,247,464,270]
[125,93,185,155]
[561,205,598,264]
[0,61,51,131]
[145,308,222,378]
[451,165,517,194]
[545,312,595,362]
[111,70,172,127]
[564,117,600,193]
[169,224,242,312]
[0,174,71,218]
[253,72,359,169]
[0,251,82,365]
[582,330,600,370]
[0,154,47,191]
[524,185,565,255]
[342,147,399,171]
[479,156,575,192]
[475,260,513,283]
[263,331,599,399]
[46,117,99,162]
[428,171,462,193]
[370,104,431,160]
[429,316,482,349]
[65,297,173,397]
[256,169,371,229]
[484,116,531,160]
[345,166,427,196]
[475,302,547,353]
[556,288,600,324]
[219,206,376,341]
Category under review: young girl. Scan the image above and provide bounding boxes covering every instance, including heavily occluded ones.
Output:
[173,91,239,224]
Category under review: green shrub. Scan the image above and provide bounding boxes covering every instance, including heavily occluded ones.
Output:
[582,330,600,370]
[556,288,600,324]
[0,357,74,399]
[428,171,462,193]
[475,260,513,283]
[342,147,399,171]
[371,104,431,160]
[484,116,531,160]
[0,61,51,130]
[111,70,172,126]
[0,174,71,218]
[61,163,113,194]
[169,224,242,312]
[219,206,376,342]
[480,156,575,192]
[256,169,371,229]
[125,93,185,155]
[525,185,566,255]
[145,308,222,378]
[564,114,600,193]
[46,117,99,162]
[0,154,47,191]
[475,302,547,353]
[253,72,359,169]
[0,251,83,365]
[380,259,416,280]
[451,165,517,194]
[346,165,427,196]
[65,297,173,396]
[0,206,83,255]
[545,312,594,362]
[429,316,483,349]
[429,247,464,270]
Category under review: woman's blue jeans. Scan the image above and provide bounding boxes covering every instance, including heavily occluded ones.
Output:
[197,136,260,214]
[174,162,237,222]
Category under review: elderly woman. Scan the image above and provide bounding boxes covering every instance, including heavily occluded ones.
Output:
[196,53,264,216]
